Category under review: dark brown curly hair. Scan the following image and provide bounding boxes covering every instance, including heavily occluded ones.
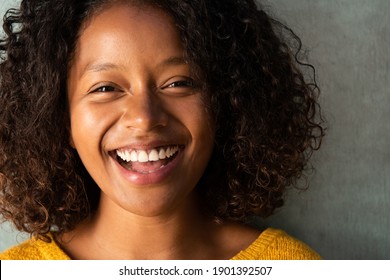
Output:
[0,0,325,239]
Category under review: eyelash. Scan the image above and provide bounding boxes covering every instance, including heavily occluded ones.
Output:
[164,79,194,89]
[88,78,195,95]
[90,85,120,93]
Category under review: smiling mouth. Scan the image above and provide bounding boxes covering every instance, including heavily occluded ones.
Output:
[113,145,182,174]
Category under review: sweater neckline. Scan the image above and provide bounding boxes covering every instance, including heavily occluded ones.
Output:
[230,228,280,260]
[49,228,279,260]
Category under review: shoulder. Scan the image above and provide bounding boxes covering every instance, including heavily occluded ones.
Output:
[231,228,321,260]
[0,234,70,260]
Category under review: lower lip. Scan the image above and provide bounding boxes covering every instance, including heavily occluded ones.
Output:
[111,150,183,185]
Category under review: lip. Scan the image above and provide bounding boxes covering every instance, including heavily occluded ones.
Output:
[110,139,181,150]
[109,144,184,185]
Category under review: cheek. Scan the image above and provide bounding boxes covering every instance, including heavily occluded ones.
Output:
[179,96,215,155]
[172,94,214,133]
[69,103,117,186]
[70,103,112,151]
[189,97,215,141]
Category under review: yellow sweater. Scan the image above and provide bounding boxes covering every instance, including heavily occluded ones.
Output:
[0,228,320,260]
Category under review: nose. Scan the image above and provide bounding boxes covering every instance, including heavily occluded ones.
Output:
[120,89,168,132]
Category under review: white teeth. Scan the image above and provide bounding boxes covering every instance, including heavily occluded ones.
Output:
[130,150,137,162]
[166,146,179,158]
[125,150,131,160]
[116,146,180,163]
[148,149,159,161]
[159,148,166,159]
[166,147,171,157]
[138,151,148,163]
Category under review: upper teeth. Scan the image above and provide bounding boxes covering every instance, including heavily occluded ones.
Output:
[116,146,179,163]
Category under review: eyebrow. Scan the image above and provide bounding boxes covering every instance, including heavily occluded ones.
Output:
[80,56,188,78]
[80,62,123,78]
[156,56,188,68]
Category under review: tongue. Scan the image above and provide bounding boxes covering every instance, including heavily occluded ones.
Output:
[130,160,166,173]
[120,157,174,173]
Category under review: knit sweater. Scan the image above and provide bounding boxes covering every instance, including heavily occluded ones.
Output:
[0,228,320,260]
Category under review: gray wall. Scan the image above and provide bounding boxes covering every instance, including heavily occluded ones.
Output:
[260,0,390,259]
[0,0,389,259]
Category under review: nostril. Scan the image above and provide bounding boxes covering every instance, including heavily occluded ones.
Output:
[119,96,168,131]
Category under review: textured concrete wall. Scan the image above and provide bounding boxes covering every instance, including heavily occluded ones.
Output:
[260,0,390,259]
[1,0,389,259]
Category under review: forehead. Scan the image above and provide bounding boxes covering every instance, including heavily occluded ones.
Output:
[70,3,184,75]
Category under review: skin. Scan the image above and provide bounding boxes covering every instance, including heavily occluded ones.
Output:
[63,3,260,260]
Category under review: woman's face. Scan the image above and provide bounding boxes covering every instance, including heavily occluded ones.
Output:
[67,4,215,217]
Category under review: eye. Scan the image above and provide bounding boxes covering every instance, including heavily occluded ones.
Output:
[94,85,116,92]
[86,82,125,102]
[160,77,197,97]
[165,79,194,88]
[89,84,122,93]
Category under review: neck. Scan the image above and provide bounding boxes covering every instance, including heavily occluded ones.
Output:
[60,193,221,259]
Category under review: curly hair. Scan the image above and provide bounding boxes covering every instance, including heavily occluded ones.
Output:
[0,0,325,239]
